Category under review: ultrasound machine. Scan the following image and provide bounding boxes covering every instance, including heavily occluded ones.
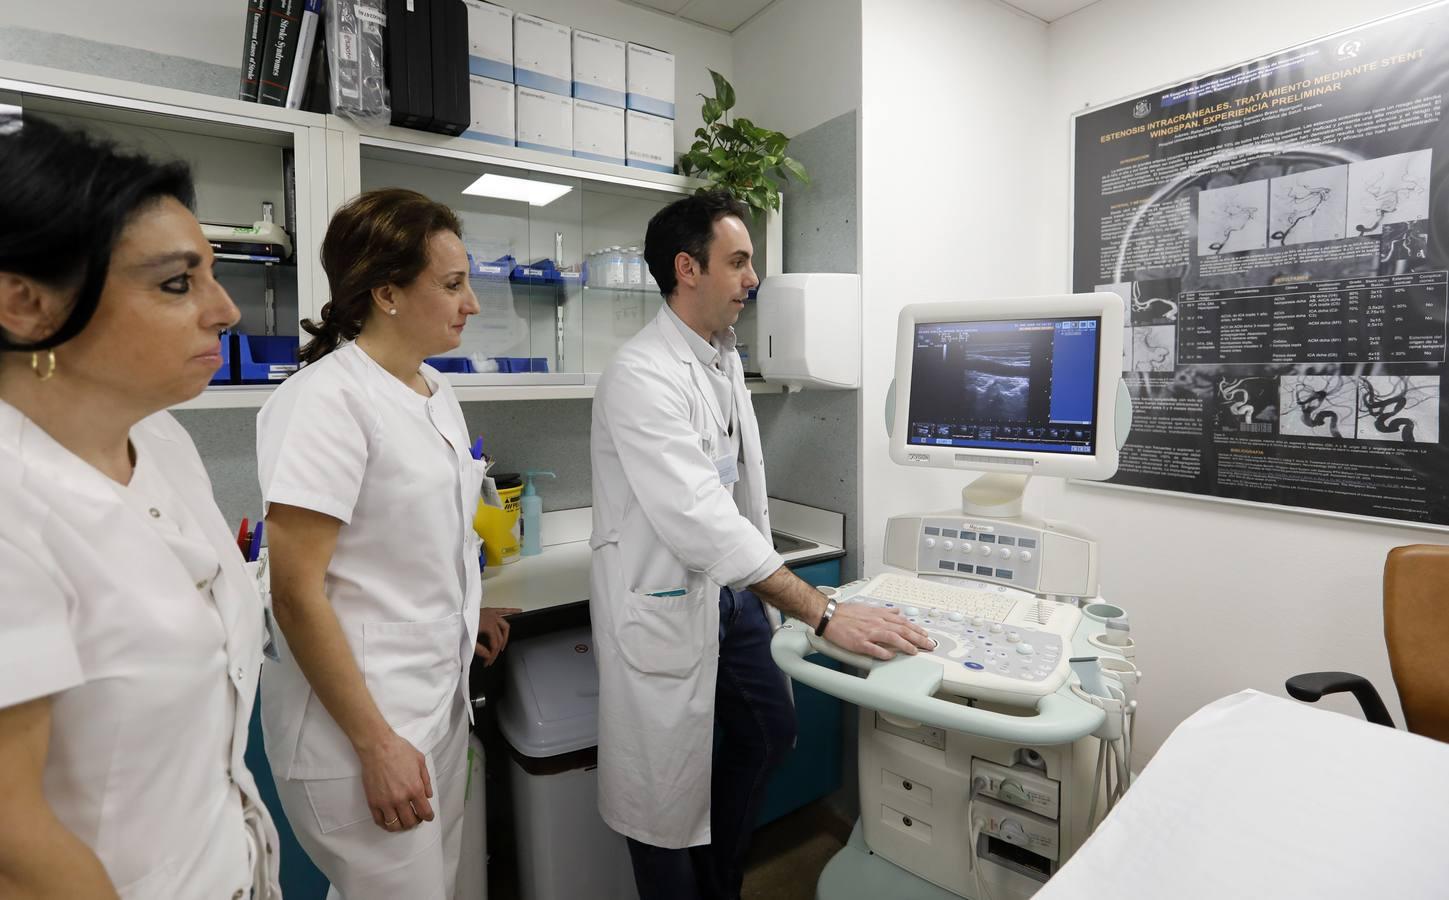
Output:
[770,292,1140,900]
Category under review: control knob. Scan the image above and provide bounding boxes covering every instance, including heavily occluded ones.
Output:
[999,818,1028,846]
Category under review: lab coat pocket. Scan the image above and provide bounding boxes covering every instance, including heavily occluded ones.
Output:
[618,581,711,678]
[303,775,375,834]
[363,614,461,732]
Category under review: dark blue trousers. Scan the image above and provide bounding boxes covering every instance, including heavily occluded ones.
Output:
[626,586,797,900]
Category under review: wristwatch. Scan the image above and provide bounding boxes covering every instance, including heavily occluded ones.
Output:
[814,597,839,637]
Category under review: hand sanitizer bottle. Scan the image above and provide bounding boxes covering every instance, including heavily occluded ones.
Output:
[519,470,557,557]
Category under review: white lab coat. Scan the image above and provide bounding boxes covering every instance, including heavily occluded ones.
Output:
[589,307,785,849]
[256,343,484,783]
[255,343,483,895]
[0,402,281,899]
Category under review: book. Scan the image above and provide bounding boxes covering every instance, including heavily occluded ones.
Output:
[238,0,272,101]
[258,0,303,106]
[284,0,323,109]
[299,21,331,113]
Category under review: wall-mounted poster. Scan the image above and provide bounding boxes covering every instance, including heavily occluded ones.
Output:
[1072,3,1449,527]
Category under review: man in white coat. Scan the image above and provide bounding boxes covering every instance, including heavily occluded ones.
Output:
[590,190,933,900]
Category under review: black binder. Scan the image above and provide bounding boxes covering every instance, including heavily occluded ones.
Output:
[258,0,303,106]
[427,0,469,135]
[238,0,271,101]
[385,0,433,129]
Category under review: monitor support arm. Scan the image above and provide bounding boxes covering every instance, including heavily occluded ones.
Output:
[963,473,1031,518]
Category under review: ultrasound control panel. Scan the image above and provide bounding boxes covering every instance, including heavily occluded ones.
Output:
[918,517,1044,593]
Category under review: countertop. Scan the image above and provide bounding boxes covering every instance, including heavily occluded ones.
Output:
[482,500,845,614]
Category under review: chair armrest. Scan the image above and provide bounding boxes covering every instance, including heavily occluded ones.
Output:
[1285,671,1395,728]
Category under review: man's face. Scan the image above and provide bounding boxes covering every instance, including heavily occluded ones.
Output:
[688,215,759,334]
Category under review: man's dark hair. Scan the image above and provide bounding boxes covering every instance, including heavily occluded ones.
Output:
[643,189,750,299]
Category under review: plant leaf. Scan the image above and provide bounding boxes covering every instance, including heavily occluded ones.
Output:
[709,70,735,112]
[702,97,722,125]
[782,157,809,184]
[716,124,744,146]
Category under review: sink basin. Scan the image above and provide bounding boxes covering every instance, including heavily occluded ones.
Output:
[772,532,819,554]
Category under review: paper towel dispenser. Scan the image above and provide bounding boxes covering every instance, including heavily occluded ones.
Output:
[757,273,861,390]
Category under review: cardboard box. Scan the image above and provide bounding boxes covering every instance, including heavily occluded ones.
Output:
[626,42,674,119]
[573,99,625,166]
[514,12,570,97]
[516,86,572,155]
[464,75,515,145]
[462,0,513,82]
[571,29,625,108]
[625,108,674,173]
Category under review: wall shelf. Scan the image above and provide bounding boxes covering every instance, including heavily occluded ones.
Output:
[2,62,794,408]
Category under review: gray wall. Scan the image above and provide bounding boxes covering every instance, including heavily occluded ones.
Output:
[0,27,236,98]
[754,109,862,577]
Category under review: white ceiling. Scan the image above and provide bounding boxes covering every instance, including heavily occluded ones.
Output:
[621,0,778,33]
[999,0,1100,23]
[621,0,1101,33]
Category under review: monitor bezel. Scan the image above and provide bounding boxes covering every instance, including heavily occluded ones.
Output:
[889,293,1124,482]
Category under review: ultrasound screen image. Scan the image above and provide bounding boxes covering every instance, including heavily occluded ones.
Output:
[907,317,1101,455]
[961,342,1031,421]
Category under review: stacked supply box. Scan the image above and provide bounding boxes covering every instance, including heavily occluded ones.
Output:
[572,30,625,166]
[464,0,513,81]
[626,43,674,173]
[572,30,625,107]
[463,0,514,145]
[517,86,572,156]
[574,100,625,165]
[515,13,571,97]
[625,43,674,118]
[625,108,673,173]
[466,75,515,145]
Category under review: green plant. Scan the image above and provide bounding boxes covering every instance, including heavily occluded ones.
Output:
[678,70,808,218]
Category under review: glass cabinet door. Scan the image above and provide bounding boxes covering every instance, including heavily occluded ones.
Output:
[0,81,319,401]
[356,142,680,385]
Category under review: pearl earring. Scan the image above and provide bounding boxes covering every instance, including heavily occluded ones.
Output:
[388,308,398,316]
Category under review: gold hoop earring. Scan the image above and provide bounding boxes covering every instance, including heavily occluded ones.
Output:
[31,350,56,382]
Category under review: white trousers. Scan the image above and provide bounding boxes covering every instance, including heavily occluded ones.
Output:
[275,700,470,900]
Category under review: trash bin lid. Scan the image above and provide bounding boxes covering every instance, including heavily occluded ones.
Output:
[497,626,600,758]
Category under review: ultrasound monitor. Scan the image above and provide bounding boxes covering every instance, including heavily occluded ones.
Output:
[889,294,1126,515]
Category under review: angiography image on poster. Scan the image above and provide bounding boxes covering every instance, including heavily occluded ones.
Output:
[1072,3,1449,525]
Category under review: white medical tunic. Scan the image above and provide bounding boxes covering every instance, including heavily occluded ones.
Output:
[256,342,484,780]
[0,400,281,899]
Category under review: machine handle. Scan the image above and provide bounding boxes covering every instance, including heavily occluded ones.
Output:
[771,623,1104,744]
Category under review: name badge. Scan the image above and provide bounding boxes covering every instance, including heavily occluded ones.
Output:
[714,453,740,486]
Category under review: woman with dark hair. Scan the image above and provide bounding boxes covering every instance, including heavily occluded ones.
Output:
[256,188,516,898]
[0,114,281,897]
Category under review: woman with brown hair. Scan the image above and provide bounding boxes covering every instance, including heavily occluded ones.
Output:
[256,188,516,898]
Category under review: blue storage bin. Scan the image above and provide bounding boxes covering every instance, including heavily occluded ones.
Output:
[492,356,550,373]
[512,259,562,286]
[425,356,476,374]
[237,334,299,383]
[469,253,515,280]
[210,332,233,385]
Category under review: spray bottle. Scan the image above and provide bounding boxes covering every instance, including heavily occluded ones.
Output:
[519,470,557,557]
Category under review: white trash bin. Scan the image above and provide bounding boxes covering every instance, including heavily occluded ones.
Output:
[497,627,638,900]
